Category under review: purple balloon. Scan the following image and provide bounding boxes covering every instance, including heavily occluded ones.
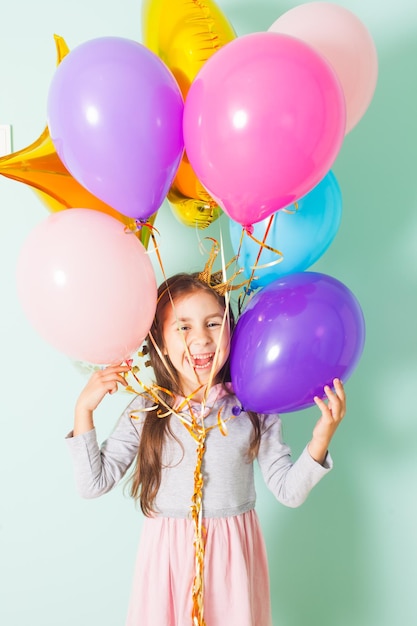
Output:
[47,37,184,220]
[230,272,365,413]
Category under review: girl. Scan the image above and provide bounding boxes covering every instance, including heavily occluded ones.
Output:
[66,272,346,626]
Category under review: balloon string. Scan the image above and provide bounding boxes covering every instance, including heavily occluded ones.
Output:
[247,216,283,265]
[125,365,238,626]
[191,429,207,626]
[132,234,210,626]
[281,201,299,215]
[238,214,284,312]
[123,236,241,626]
[123,214,158,250]
[138,212,158,249]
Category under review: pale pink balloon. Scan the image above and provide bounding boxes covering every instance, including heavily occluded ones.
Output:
[16,209,157,364]
[183,32,346,227]
[268,1,378,134]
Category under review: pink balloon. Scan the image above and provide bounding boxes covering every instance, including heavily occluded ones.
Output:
[16,209,157,364]
[268,2,378,134]
[183,32,346,227]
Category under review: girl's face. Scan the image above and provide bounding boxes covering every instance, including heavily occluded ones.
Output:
[161,289,230,399]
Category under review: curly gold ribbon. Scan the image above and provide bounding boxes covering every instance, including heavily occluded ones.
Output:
[191,427,207,626]
[125,364,236,626]
[236,214,286,313]
[124,235,243,625]
[198,237,249,295]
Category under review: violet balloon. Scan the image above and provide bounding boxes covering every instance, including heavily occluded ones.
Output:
[183,32,346,227]
[230,272,365,413]
[47,37,184,220]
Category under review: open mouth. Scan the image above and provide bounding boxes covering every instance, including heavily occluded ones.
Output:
[188,353,215,370]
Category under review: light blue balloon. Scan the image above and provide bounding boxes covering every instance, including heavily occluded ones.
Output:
[229,170,342,288]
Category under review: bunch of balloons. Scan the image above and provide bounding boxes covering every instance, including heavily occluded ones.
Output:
[9,1,375,397]
[223,2,376,412]
[14,29,188,365]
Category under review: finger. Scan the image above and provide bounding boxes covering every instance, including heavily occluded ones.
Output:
[323,382,343,404]
[322,385,335,404]
[102,363,132,375]
[325,384,346,420]
[106,376,127,394]
[102,373,129,388]
[97,364,131,380]
[332,378,345,401]
[313,394,328,413]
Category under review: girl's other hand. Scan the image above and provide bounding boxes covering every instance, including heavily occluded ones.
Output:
[73,363,131,435]
[308,378,346,465]
[76,363,131,413]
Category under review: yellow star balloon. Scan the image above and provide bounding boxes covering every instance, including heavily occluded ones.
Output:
[0,34,155,247]
[142,0,236,229]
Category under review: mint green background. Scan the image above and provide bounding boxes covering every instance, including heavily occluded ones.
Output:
[1,2,416,625]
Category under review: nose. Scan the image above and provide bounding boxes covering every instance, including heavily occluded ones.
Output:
[189,325,211,347]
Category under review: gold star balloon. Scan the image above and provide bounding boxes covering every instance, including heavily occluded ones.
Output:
[0,35,154,247]
[142,0,236,229]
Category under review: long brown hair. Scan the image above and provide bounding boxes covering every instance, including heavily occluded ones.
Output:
[128,273,261,516]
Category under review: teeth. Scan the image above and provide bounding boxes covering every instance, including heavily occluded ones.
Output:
[189,353,214,369]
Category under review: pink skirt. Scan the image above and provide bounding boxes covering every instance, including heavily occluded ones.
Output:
[125,509,272,626]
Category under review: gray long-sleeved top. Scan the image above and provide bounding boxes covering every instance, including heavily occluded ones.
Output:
[66,385,332,518]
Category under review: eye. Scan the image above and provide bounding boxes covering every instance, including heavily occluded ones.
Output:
[207,320,221,328]
[178,324,190,332]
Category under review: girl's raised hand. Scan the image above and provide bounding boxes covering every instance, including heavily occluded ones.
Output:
[308,378,346,465]
[73,363,131,435]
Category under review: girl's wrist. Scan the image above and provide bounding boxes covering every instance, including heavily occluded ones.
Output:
[73,407,94,436]
[307,438,329,466]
